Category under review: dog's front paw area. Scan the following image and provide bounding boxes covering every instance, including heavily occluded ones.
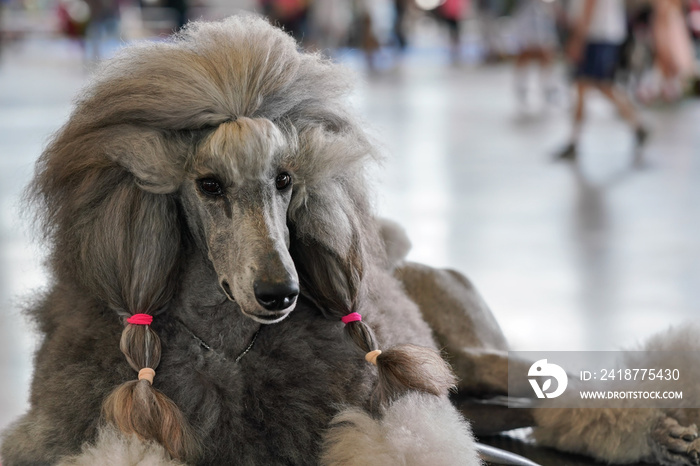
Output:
[650,416,700,465]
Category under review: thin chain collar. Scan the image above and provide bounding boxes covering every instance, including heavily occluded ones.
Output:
[175,318,261,363]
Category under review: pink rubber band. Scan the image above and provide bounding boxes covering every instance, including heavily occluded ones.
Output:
[127,314,153,325]
[341,312,362,324]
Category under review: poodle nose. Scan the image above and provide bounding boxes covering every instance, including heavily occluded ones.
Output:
[254,280,299,311]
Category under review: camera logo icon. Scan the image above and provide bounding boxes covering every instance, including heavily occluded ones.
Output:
[528,359,568,399]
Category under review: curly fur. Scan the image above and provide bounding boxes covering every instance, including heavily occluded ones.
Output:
[0,15,469,465]
[321,392,481,466]
[57,426,184,466]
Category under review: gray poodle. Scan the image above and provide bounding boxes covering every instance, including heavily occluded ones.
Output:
[0,15,478,466]
[1,14,699,466]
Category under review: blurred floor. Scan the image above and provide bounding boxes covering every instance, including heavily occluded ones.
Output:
[0,37,698,438]
[357,58,700,354]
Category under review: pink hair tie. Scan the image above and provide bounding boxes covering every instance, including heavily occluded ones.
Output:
[127,314,153,325]
[341,312,362,324]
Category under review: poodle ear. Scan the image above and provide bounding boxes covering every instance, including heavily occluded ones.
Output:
[95,125,187,194]
[36,127,183,314]
[286,125,380,317]
[288,179,370,317]
[78,176,182,313]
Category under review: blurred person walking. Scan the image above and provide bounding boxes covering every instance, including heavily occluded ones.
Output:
[638,0,697,102]
[165,0,189,31]
[511,0,560,108]
[85,0,121,61]
[350,0,395,72]
[0,0,5,63]
[477,0,509,62]
[558,0,648,161]
[393,0,410,52]
[259,0,310,42]
[57,0,91,59]
[308,0,353,53]
[435,0,468,64]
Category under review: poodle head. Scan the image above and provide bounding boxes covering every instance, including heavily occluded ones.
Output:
[33,15,381,323]
[178,117,299,323]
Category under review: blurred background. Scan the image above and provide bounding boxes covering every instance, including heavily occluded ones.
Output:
[0,0,699,439]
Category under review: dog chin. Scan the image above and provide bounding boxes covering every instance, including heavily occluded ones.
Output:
[242,308,294,325]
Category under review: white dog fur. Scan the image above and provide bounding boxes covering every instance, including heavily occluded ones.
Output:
[57,427,185,466]
[321,392,481,466]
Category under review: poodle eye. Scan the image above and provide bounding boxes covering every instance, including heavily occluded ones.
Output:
[275,172,292,191]
[198,178,224,196]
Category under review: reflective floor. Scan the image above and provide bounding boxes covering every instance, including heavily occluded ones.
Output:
[0,39,698,437]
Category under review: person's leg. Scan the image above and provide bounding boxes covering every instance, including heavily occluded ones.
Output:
[596,83,638,126]
[597,83,648,146]
[448,19,461,64]
[557,79,587,159]
[572,80,588,141]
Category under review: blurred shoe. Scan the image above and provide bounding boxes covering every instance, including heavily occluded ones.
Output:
[635,126,649,147]
[555,143,577,161]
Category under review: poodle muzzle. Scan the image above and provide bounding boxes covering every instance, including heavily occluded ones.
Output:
[212,205,299,325]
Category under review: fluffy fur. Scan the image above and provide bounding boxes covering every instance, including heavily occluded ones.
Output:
[57,427,184,466]
[321,392,481,466]
[0,15,470,465]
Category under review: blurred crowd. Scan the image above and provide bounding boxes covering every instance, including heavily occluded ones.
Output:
[0,0,699,104]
